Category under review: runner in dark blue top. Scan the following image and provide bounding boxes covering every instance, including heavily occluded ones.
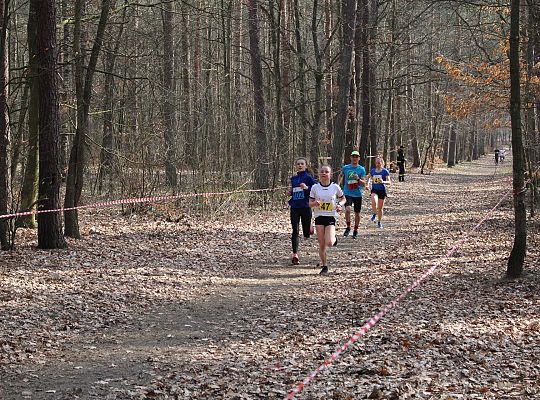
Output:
[366,156,391,228]
[287,158,317,265]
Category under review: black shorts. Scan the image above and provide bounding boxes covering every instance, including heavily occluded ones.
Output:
[345,195,362,213]
[314,216,336,226]
[371,189,387,200]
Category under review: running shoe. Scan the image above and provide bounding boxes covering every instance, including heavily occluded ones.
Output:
[370,214,376,222]
[377,221,383,229]
[352,230,358,239]
[343,228,350,237]
[319,265,329,274]
[291,254,299,265]
[333,237,338,247]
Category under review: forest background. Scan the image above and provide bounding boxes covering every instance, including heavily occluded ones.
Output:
[0,0,538,258]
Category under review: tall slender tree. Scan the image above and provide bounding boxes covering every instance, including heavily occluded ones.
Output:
[32,0,66,249]
[331,0,357,175]
[162,0,177,187]
[0,0,10,249]
[64,0,112,238]
[507,0,526,278]
[247,0,269,189]
[18,0,40,229]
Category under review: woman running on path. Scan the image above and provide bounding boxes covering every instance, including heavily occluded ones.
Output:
[367,156,391,228]
[287,158,317,265]
[309,165,345,274]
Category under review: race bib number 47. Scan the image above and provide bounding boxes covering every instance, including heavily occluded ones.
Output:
[319,202,333,211]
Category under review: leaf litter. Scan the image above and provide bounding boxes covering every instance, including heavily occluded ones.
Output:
[1,157,539,399]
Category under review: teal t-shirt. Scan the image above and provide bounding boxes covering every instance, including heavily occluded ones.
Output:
[342,164,366,197]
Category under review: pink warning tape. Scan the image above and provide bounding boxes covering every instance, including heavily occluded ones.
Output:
[0,186,286,220]
[284,187,513,399]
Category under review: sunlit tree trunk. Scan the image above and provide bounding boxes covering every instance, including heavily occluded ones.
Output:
[247,0,269,189]
[18,7,39,229]
[162,0,177,187]
[64,0,112,238]
[324,0,334,154]
[97,8,126,195]
[358,0,371,166]
[311,0,323,171]
[293,0,309,157]
[331,0,357,175]
[280,0,292,176]
[220,0,232,183]
[0,0,10,249]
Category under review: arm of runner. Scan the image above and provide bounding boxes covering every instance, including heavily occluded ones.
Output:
[359,176,367,187]
[337,172,344,187]
[336,195,346,212]
[309,197,319,208]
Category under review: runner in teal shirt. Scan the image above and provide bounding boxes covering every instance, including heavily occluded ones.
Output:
[338,150,366,239]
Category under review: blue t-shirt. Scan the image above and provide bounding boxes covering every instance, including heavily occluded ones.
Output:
[342,164,366,197]
[289,171,317,208]
[370,168,390,191]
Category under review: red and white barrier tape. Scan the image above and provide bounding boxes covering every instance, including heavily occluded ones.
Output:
[284,187,513,399]
[0,186,286,220]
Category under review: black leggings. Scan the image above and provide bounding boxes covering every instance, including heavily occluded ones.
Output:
[290,207,312,253]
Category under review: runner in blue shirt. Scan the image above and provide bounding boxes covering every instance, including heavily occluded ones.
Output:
[366,156,391,228]
[338,150,366,239]
[287,157,317,265]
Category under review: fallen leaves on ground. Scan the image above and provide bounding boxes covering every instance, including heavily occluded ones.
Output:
[1,157,539,399]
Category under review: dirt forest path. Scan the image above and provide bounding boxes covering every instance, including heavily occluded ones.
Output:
[1,155,539,400]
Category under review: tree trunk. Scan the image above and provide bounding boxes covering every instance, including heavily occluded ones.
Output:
[162,0,177,187]
[32,0,66,249]
[0,0,10,249]
[247,0,269,189]
[64,0,112,238]
[324,0,334,157]
[60,0,70,175]
[293,0,309,157]
[358,0,371,166]
[311,0,323,171]
[180,2,192,180]
[97,8,126,195]
[280,0,292,178]
[268,0,286,185]
[10,83,28,182]
[221,0,232,183]
[447,124,457,167]
[18,12,40,229]
[331,0,357,175]
[507,0,526,278]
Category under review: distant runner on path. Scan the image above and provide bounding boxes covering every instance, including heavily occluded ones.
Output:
[366,156,391,229]
[309,165,345,275]
[494,148,500,164]
[338,150,366,239]
[287,157,317,265]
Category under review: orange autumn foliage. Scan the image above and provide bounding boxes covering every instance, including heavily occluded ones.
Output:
[435,38,540,128]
